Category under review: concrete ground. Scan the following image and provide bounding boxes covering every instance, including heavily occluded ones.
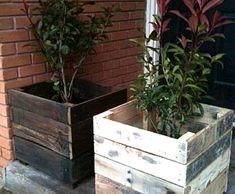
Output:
[0,167,234,194]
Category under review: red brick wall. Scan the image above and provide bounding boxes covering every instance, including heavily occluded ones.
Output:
[0,0,145,175]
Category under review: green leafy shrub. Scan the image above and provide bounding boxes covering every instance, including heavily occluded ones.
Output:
[131,0,232,138]
[23,0,116,102]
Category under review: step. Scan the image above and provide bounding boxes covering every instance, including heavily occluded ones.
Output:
[3,161,94,194]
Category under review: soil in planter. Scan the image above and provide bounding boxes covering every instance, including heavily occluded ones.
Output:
[23,79,110,104]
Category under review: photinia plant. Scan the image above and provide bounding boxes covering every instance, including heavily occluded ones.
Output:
[22,0,116,103]
[131,0,232,138]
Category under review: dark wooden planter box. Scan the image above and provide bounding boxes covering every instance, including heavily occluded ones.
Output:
[9,79,127,187]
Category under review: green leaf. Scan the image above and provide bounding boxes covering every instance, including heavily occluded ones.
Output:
[61,45,70,55]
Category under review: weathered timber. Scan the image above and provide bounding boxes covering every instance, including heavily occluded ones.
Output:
[10,79,127,186]
[201,168,228,194]
[95,168,229,194]
[95,154,184,194]
[70,88,127,123]
[95,149,231,194]
[12,123,70,158]
[94,130,231,186]
[95,174,141,194]
[94,100,234,164]
[14,137,93,186]
[9,89,69,124]
[94,99,233,193]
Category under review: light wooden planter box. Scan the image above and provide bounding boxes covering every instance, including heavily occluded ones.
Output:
[94,100,234,194]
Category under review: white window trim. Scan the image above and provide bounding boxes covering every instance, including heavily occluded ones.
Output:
[145,0,159,66]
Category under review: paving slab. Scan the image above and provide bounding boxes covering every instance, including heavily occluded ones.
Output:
[3,161,94,194]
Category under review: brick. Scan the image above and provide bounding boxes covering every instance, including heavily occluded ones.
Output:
[0,126,12,139]
[1,148,13,160]
[0,4,24,16]
[0,68,18,81]
[0,18,13,30]
[0,54,31,68]
[0,43,15,56]
[32,53,46,64]
[16,41,39,54]
[18,63,46,77]
[3,77,33,92]
[0,115,10,128]
[0,157,10,168]
[0,93,8,104]
[0,30,29,43]
[33,72,52,83]
[0,136,12,150]
[0,104,9,117]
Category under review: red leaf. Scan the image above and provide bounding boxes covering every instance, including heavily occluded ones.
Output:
[162,18,171,33]
[214,20,234,29]
[183,0,197,16]
[188,16,198,33]
[180,35,187,48]
[200,14,209,31]
[170,10,188,23]
[157,0,171,17]
[202,0,224,13]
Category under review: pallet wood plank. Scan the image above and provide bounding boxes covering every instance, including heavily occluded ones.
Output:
[12,123,70,158]
[96,174,141,194]
[94,135,186,186]
[201,168,228,194]
[186,149,230,193]
[94,130,231,186]
[12,107,70,142]
[71,89,127,123]
[94,115,187,164]
[186,130,232,183]
[187,108,233,162]
[95,148,231,194]
[9,90,69,124]
[14,137,93,184]
[95,155,184,194]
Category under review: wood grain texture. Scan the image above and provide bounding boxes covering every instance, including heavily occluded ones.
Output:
[201,168,228,194]
[94,100,234,165]
[96,174,141,194]
[13,136,93,185]
[95,154,184,194]
[95,149,231,194]
[94,112,187,164]
[94,131,231,186]
[9,89,70,124]
[12,123,70,158]
[71,88,127,123]
[12,107,70,142]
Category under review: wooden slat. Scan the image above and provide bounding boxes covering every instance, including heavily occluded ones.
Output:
[14,137,93,185]
[70,88,127,123]
[94,135,186,186]
[94,114,188,164]
[12,123,70,158]
[9,90,69,124]
[186,130,232,183]
[186,149,230,193]
[94,130,231,187]
[95,148,231,194]
[95,155,184,194]
[187,107,234,163]
[201,168,228,194]
[12,107,70,142]
[96,174,141,194]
